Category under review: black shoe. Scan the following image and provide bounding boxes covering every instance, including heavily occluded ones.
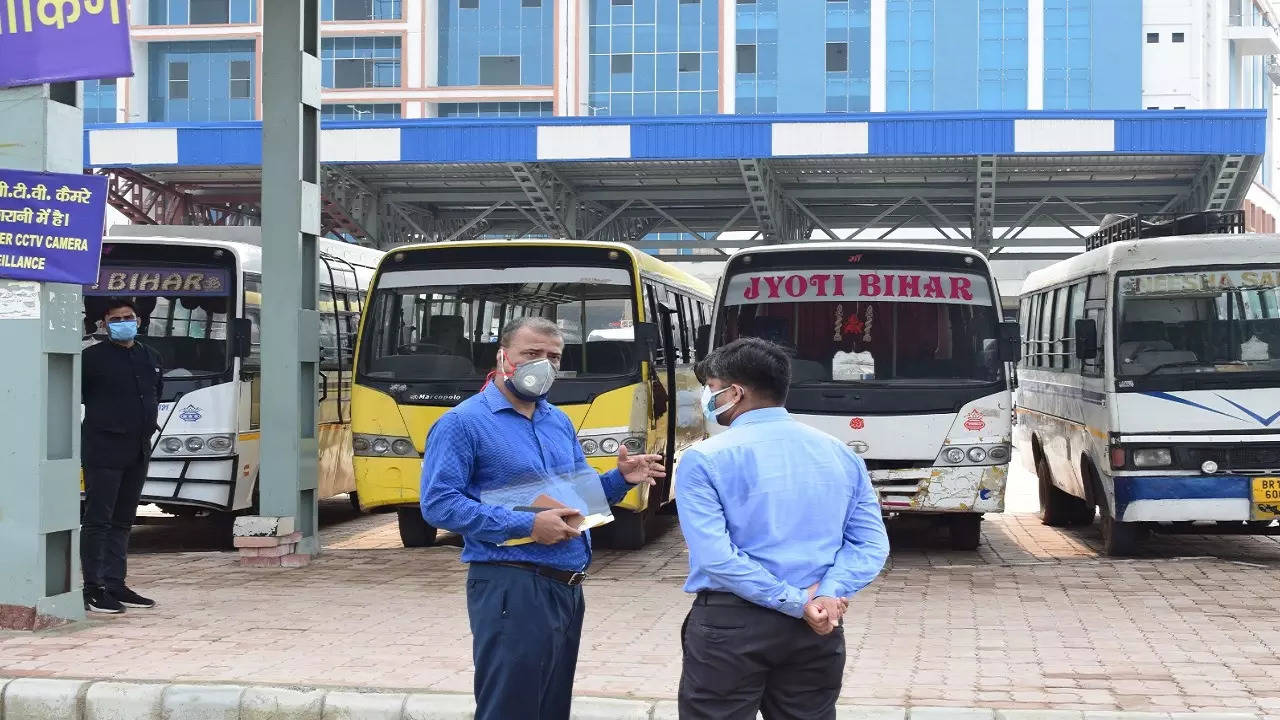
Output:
[109,586,156,609]
[84,586,125,614]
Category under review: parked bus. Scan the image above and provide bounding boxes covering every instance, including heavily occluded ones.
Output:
[83,226,382,520]
[352,240,714,549]
[705,243,1020,549]
[1015,211,1280,555]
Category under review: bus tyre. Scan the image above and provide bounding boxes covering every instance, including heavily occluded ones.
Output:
[1100,510,1146,557]
[948,513,982,551]
[1037,453,1093,527]
[607,508,648,550]
[397,508,438,548]
[348,491,361,513]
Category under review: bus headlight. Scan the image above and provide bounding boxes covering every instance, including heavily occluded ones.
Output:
[206,435,233,452]
[161,437,183,453]
[1133,448,1172,468]
[580,439,599,455]
[944,447,967,464]
[622,437,644,454]
[185,436,205,452]
[987,445,1010,462]
[353,433,420,457]
[600,438,620,454]
[967,447,988,463]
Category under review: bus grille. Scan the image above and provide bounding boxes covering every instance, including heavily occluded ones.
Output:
[1182,446,1280,474]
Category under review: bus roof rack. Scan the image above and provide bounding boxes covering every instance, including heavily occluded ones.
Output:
[1083,210,1244,251]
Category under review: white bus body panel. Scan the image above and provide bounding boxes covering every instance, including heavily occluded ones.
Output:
[146,380,248,510]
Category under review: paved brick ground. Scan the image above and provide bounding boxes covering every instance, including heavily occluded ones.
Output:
[5,467,1280,716]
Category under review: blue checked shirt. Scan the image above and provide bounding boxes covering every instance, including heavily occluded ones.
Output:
[676,407,889,618]
[420,382,631,571]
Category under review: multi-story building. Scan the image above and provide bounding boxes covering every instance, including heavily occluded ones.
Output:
[91,0,1280,221]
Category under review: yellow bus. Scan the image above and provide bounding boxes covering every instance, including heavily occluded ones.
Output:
[351,240,714,548]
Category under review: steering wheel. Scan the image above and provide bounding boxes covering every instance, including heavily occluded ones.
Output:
[397,342,448,355]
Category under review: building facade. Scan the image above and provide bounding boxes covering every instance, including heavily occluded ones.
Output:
[97,0,1280,213]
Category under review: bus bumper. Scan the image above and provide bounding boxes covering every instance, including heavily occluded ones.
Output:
[354,456,423,511]
[1115,475,1255,522]
[872,464,1007,514]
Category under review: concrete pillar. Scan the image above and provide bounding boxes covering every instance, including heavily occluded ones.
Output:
[249,0,322,562]
[0,83,86,629]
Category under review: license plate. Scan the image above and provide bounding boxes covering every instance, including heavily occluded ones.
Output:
[1252,477,1280,520]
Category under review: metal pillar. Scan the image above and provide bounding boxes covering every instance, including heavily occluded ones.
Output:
[0,83,86,629]
[259,0,322,557]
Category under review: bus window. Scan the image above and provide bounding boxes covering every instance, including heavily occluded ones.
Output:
[668,289,691,363]
[244,275,261,370]
[1037,290,1054,369]
[1018,296,1032,362]
[1052,286,1070,370]
[1066,281,1086,369]
[319,288,341,371]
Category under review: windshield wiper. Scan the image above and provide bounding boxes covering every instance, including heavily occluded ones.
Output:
[1136,360,1210,378]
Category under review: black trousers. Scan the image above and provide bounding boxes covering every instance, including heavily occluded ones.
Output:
[466,563,585,720]
[81,462,147,589]
[679,592,846,720]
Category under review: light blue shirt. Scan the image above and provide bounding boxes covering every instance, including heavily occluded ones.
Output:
[676,406,889,618]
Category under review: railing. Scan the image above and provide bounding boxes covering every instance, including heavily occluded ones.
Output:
[1083,210,1245,251]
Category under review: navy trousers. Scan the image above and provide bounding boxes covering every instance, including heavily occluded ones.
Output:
[466,563,585,720]
[81,461,148,589]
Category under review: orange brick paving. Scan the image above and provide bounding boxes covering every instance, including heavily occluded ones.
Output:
[6,487,1280,716]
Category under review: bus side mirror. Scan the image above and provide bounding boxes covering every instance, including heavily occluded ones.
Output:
[1075,318,1099,360]
[231,318,253,359]
[998,321,1021,362]
[694,324,710,361]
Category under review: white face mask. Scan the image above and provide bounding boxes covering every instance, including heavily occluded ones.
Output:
[700,384,739,426]
[498,348,557,401]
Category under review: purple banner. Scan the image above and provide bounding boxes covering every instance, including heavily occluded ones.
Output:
[86,266,230,297]
[0,168,108,284]
[0,1,133,88]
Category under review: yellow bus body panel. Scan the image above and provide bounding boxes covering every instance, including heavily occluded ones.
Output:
[352,381,655,512]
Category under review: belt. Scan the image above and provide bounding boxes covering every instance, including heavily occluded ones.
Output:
[693,591,757,608]
[488,561,587,587]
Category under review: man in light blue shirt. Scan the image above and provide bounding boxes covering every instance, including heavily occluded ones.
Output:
[677,337,889,720]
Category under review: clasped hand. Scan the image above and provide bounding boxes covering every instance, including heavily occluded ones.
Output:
[802,583,849,636]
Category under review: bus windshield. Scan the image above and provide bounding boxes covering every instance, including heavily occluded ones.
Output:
[1117,268,1280,378]
[719,267,1003,385]
[85,265,232,378]
[362,265,638,382]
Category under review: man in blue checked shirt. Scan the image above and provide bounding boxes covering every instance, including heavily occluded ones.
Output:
[420,317,665,720]
[677,337,890,720]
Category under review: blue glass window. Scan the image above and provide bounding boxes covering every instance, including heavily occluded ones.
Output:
[886,0,931,111]
[148,0,255,25]
[322,0,401,21]
[321,37,402,89]
[1044,0,1090,109]
[83,79,118,124]
[977,0,1027,110]
[148,41,256,121]
[437,101,554,117]
[439,0,554,86]
[322,103,402,120]
[733,0,776,114]
[589,0,720,116]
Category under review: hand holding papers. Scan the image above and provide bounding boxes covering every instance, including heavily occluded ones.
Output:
[483,468,615,547]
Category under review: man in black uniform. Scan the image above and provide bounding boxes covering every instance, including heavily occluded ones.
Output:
[81,298,163,614]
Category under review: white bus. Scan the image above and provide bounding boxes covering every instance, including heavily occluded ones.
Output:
[83,226,382,520]
[705,243,1020,549]
[1014,211,1280,555]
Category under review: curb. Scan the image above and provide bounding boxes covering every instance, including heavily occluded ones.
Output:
[0,678,1262,720]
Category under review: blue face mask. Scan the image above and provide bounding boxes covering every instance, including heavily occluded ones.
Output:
[701,385,738,427]
[107,320,138,342]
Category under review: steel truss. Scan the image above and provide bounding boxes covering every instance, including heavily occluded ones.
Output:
[96,151,1260,262]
